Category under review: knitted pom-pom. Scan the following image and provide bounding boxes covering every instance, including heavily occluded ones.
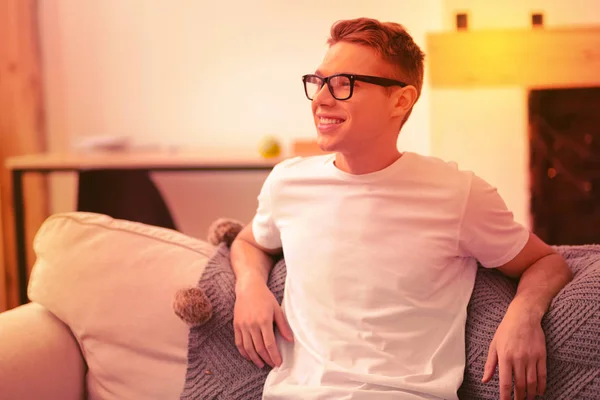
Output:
[173,287,213,326]
[207,218,245,247]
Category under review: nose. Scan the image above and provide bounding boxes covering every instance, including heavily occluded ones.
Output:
[312,82,336,106]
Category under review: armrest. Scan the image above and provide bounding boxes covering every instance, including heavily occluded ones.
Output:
[0,302,86,400]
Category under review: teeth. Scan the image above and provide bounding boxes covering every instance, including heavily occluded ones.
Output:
[320,117,344,124]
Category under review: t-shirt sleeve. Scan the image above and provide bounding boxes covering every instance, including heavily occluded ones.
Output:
[458,173,530,268]
[252,168,282,250]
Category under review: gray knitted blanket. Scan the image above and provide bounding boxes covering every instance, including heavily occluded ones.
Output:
[460,244,600,399]
[181,243,600,399]
[180,243,286,399]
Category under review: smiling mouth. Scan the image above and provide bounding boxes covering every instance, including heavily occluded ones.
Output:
[318,117,345,125]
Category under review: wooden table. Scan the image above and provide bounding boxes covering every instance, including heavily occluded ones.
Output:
[5,150,282,305]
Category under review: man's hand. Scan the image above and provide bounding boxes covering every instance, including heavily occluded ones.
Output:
[483,233,572,399]
[233,276,294,369]
[482,304,547,400]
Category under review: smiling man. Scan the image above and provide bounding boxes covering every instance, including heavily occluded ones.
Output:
[230,17,573,400]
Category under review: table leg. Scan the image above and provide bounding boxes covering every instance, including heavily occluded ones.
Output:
[12,170,28,305]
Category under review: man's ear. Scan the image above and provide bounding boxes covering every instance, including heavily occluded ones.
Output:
[390,86,418,118]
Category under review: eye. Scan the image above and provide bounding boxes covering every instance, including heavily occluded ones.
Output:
[330,76,351,88]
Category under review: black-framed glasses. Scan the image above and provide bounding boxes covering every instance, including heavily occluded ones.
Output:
[302,73,408,101]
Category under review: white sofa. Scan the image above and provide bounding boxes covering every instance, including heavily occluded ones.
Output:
[2,212,600,399]
[0,212,215,400]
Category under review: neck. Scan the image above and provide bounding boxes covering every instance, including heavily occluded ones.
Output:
[334,145,402,175]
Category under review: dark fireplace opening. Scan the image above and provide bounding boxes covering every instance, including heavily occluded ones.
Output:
[528,87,600,246]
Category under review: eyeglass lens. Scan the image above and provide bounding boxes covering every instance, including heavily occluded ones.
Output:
[305,75,352,100]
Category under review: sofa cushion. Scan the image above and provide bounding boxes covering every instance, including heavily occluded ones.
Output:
[28,212,214,400]
[0,303,86,400]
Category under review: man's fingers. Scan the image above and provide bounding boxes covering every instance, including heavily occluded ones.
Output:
[274,307,294,342]
[234,326,250,361]
[526,363,538,400]
[261,323,282,367]
[251,326,275,368]
[537,356,547,396]
[242,329,264,368]
[482,342,498,383]
[512,361,526,400]
[498,358,513,400]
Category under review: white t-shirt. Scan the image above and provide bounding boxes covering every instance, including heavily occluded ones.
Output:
[252,152,529,400]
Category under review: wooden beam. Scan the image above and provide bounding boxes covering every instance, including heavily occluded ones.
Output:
[426,26,600,89]
[0,0,49,310]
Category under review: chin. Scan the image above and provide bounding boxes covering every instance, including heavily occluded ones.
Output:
[316,134,336,152]
[317,135,348,154]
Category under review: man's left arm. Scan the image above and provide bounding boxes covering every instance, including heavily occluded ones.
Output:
[482,232,573,400]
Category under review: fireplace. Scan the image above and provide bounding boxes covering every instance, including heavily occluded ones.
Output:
[427,26,600,245]
[528,87,600,245]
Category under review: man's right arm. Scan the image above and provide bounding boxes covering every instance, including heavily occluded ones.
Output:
[230,222,293,369]
[231,222,281,287]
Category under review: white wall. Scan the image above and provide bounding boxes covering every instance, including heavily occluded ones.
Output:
[433,0,600,228]
[39,0,443,238]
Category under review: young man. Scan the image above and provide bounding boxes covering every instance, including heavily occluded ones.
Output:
[230,18,573,400]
